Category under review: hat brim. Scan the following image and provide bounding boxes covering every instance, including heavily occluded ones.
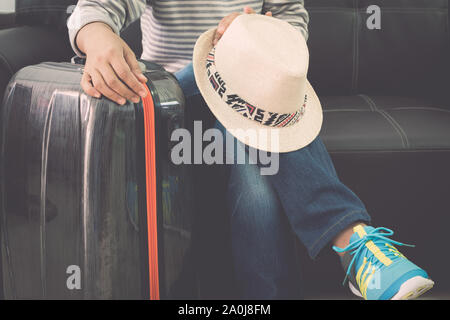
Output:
[193,27,323,153]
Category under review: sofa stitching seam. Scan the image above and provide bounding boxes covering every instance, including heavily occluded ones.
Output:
[365,97,412,145]
[328,149,450,154]
[357,94,375,111]
[387,106,450,113]
[323,109,372,112]
[0,52,14,77]
[362,95,410,148]
[377,109,410,148]
[351,0,358,92]
[354,0,360,93]
[323,106,450,113]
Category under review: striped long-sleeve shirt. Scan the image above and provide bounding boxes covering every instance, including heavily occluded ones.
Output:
[67,0,309,73]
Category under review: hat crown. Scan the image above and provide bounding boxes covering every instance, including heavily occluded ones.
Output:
[214,14,309,114]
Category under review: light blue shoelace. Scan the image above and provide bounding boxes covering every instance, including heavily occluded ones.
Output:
[332,227,415,285]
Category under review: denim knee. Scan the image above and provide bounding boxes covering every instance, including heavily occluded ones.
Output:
[227,161,282,229]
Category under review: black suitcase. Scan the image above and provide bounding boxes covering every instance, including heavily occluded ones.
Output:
[0,60,196,299]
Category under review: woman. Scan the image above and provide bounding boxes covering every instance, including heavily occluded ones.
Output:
[67,0,433,300]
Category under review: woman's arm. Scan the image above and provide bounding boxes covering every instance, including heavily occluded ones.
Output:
[263,0,309,41]
[68,0,147,57]
[67,0,148,105]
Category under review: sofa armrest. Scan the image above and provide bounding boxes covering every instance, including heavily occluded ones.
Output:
[0,25,73,101]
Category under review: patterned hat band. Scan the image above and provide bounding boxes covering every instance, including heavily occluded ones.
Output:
[206,47,307,128]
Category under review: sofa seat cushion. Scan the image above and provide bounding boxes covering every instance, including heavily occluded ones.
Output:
[319,95,450,152]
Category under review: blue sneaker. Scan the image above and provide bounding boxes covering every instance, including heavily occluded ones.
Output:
[333,225,434,300]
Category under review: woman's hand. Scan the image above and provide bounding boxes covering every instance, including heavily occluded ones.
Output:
[77,22,148,105]
[212,6,272,46]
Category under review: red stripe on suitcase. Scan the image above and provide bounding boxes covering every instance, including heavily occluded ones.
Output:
[142,84,160,300]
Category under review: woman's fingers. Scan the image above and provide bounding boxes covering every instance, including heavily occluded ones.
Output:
[244,6,271,16]
[111,52,148,98]
[82,51,147,104]
[78,24,148,104]
[90,69,127,105]
[213,12,240,45]
[213,7,272,46]
[243,6,255,14]
[98,62,141,103]
[80,72,101,98]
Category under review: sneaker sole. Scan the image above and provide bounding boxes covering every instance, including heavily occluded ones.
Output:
[348,276,434,300]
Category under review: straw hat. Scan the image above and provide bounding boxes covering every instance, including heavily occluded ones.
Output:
[192,14,323,153]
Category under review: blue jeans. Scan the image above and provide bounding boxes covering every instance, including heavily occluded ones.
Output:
[174,62,372,299]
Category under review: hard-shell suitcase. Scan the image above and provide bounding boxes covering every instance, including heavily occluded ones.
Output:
[0,60,196,299]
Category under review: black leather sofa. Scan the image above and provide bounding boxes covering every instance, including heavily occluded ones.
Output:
[1,0,449,299]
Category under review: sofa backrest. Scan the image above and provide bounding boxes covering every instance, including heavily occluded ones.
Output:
[305,0,450,100]
[121,18,144,58]
[15,0,77,30]
[15,0,448,100]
